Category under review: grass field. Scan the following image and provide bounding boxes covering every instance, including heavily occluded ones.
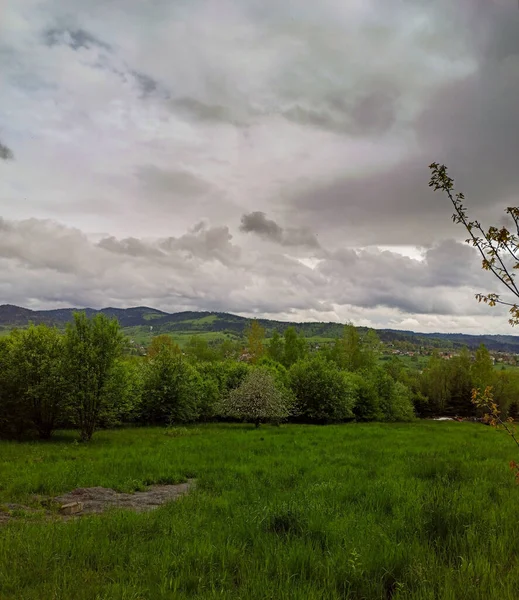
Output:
[1,423,519,599]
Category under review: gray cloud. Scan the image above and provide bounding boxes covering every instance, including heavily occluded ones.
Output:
[0,216,502,330]
[240,212,283,242]
[240,212,320,248]
[136,165,212,197]
[44,27,112,51]
[0,140,13,160]
[1,0,518,333]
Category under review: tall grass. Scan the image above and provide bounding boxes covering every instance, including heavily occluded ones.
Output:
[1,423,518,599]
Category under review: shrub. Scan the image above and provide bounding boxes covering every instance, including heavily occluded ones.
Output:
[219,367,293,427]
[351,372,381,422]
[221,361,250,392]
[63,312,123,441]
[381,380,416,422]
[289,357,357,423]
[98,358,143,427]
[141,349,203,425]
[0,325,67,440]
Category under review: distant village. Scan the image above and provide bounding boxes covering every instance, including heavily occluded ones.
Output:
[126,336,519,368]
[385,343,519,367]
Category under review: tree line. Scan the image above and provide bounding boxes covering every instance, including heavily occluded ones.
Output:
[1,312,514,441]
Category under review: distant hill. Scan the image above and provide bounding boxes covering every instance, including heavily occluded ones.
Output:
[1,304,519,352]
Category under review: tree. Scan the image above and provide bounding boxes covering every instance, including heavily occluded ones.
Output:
[245,320,265,363]
[8,324,67,439]
[289,356,357,423]
[0,334,30,439]
[185,336,218,362]
[420,350,451,415]
[141,343,202,424]
[147,335,181,359]
[361,329,382,370]
[267,330,284,363]
[97,358,143,427]
[429,162,519,325]
[327,324,378,372]
[63,312,123,441]
[447,348,474,416]
[282,327,307,368]
[220,368,292,428]
[472,344,495,394]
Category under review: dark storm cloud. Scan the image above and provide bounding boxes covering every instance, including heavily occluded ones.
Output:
[240,212,283,242]
[0,140,13,160]
[288,2,519,246]
[282,88,398,136]
[44,28,112,51]
[240,212,320,248]
[136,165,212,197]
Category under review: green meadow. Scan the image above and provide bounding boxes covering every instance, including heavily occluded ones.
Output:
[1,423,519,599]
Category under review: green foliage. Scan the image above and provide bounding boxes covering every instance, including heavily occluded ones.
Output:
[245,320,266,363]
[184,336,218,362]
[289,356,356,423]
[472,344,495,392]
[63,312,124,441]
[97,358,143,427]
[141,346,203,425]
[282,327,307,368]
[0,325,67,439]
[220,360,250,392]
[256,356,291,390]
[380,379,416,422]
[326,324,380,372]
[267,330,284,363]
[0,334,29,439]
[351,372,380,422]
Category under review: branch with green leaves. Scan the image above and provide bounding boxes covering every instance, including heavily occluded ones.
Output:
[429,162,519,325]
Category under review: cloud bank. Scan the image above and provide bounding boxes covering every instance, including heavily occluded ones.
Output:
[1,0,518,333]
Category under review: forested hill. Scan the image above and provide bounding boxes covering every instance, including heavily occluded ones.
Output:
[1,304,519,352]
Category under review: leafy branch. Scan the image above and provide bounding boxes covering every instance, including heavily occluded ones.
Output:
[429,163,519,325]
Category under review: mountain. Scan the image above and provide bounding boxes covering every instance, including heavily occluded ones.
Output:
[1,304,519,352]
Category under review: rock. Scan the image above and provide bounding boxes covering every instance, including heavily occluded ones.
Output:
[59,502,84,515]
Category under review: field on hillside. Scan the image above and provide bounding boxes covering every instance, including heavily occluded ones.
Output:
[1,423,519,599]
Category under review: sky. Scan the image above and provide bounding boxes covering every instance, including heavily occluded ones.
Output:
[1,0,519,334]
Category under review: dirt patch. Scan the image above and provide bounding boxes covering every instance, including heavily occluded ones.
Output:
[54,479,195,515]
[0,479,195,523]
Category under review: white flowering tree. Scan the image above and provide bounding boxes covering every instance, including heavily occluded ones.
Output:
[221,368,292,428]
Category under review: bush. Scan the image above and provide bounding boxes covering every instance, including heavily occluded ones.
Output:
[0,334,29,440]
[289,357,356,423]
[141,349,203,425]
[0,325,67,440]
[256,357,291,389]
[63,312,123,441]
[221,361,250,392]
[219,367,293,427]
[380,380,416,422]
[195,362,224,421]
[352,369,415,422]
[98,358,143,427]
[351,373,381,422]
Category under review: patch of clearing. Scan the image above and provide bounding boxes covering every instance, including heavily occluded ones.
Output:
[55,479,195,515]
[0,479,195,523]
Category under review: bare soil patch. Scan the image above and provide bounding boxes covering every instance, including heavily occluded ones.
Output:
[0,479,195,523]
[55,479,194,515]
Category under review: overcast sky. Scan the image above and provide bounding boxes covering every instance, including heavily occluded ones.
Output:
[1,0,519,334]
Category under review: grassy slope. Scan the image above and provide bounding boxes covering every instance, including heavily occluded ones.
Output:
[1,423,519,599]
